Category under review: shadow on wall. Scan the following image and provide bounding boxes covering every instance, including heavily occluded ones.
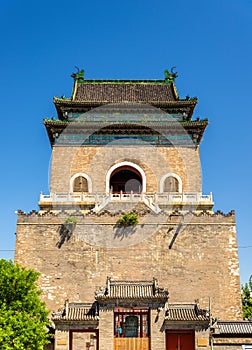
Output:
[113,225,137,241]
[56,221,76,248]
[168,223,182,249]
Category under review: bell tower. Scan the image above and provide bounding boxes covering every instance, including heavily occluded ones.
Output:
[15,69,242,350]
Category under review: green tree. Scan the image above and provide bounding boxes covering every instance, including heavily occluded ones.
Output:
[0,259,50,349]
[242,275,252,320]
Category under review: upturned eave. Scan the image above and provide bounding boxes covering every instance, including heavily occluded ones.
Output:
[43,118,208,147]
[53,98,198,121]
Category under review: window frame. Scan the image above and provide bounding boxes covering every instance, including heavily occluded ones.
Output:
[114,307,150,338]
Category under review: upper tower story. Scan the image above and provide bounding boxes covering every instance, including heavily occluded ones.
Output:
[40,69,213,212]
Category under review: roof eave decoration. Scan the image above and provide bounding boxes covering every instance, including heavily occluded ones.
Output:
[164,67,178,83]
[43,119,69,147]
[52,300,99,323]
[70,67,178,84]
[71,67,85,83]
[163,67,179,100]
[95,277,168,303]
[165,303,210,322]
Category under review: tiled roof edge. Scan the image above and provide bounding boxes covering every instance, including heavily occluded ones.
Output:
[53,98,198,105]
[76,79,169,84]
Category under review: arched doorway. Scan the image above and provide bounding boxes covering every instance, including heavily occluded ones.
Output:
[110,166,142,193]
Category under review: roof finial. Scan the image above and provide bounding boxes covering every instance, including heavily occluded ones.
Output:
[71,66,85,82]
[164,67,178,82]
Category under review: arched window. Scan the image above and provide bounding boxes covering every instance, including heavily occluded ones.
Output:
[70,173,92,193]
[164,176,179,192]
[160,173,182,193]
[73,176,88,192]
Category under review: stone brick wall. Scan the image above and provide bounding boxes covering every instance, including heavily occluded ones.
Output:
[54,325,69,350]
[15,210,242,321]
[98,309,114,350]
[50,145,202,193]
[150,308,165,349]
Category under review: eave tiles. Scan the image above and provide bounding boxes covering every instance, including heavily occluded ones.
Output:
[216,321,252,335]
[52,302,99,322]
[95,278,168,300]
[166,303,210,322]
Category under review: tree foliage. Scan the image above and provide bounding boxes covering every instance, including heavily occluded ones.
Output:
[242,275,252,320]
[0,259,50,349]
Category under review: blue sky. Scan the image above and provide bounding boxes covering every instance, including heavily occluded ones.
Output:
[0,0,252,285]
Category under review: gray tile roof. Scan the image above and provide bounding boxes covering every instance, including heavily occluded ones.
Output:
[165,303,210,322]
[95,278,168,301]
[74,82,177,103]
[216,322,252,335]
[52,302,99,322]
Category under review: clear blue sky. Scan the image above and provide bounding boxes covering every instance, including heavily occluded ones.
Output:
[0,0,251,285]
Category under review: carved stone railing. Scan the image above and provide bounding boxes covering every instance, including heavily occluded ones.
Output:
[149,192,213,204]
[39,192,213,211]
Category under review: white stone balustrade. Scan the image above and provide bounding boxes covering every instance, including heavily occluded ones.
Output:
[39,192,213,205]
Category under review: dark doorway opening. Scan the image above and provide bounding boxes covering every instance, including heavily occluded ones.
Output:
[110,166,142,193]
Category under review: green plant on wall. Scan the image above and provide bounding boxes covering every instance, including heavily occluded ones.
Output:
[64,216,78,225]
[118,212,139,227]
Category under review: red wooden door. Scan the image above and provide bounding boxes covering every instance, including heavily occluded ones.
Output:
[166,330,194,350]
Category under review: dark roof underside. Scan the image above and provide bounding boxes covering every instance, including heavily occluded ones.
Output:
[43,118,207,148]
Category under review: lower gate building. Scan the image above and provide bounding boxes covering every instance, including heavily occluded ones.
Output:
[15,69,252,349]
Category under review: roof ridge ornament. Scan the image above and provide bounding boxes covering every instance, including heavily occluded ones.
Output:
[164,67,178,82]
[71,66,85,82]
